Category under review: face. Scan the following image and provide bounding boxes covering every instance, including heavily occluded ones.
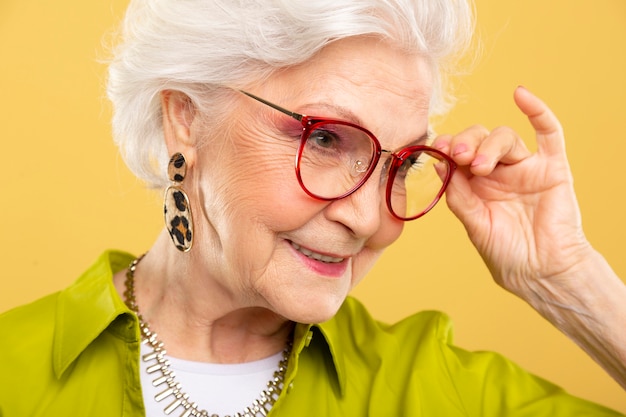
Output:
[187,36,433,323]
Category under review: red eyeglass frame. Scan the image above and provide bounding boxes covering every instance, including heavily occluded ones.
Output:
[238,90,457,221]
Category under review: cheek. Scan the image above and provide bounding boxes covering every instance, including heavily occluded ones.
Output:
[206,137,323,233]
[351,219,404,286]
[373,217,405,249]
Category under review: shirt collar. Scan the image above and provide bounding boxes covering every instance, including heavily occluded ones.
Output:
[53,250,137,378]
[315,311,349,395]
[291,315,348,396]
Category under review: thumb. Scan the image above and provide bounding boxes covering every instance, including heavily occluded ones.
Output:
[444,167,485,232]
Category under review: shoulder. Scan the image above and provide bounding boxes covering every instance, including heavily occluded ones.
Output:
[321,298,622,416]
[0,291,60,352]
[0,292,57,374]
[0,250,134,331]
[0,250,135,364]
[0,250,137,414]
[0,250,132,358]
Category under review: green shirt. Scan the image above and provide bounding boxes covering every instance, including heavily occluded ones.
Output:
[0,250,621,416]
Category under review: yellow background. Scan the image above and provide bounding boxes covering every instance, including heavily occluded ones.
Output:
[1,0,625,411]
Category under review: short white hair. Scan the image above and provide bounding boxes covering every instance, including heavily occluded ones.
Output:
[106,0,475,187]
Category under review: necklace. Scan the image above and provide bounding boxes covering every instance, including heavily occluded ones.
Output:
[123,255,292,417]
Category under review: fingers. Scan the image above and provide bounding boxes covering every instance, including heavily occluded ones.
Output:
[433,87,563,176]
[433,124,531,176]
[514,85,565,157]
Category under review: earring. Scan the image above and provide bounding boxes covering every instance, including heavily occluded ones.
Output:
[164,153,193,252]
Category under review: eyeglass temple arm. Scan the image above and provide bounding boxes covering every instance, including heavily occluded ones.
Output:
[238,90,304,122]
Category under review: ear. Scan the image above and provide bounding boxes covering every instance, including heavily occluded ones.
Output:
[161,90,197,167]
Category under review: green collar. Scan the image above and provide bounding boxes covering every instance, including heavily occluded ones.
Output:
[52,250,137,378]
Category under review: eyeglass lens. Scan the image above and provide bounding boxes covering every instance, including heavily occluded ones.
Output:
[297,122,451,220]
[297,121,377,199]
[387,148,451,220]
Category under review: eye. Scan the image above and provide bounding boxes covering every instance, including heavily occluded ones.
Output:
[397,153,425,178]
[308,128,341,150]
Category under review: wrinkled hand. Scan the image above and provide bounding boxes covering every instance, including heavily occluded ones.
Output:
[434,86,592,299]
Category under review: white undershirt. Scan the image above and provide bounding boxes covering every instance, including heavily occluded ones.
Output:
[140,343,283,416]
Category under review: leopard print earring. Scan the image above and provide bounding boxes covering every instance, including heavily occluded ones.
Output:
[164,153,194,252]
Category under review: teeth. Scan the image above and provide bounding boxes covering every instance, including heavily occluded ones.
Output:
[290,242,344,264]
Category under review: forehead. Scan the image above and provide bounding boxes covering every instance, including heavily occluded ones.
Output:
[262,36,433,145]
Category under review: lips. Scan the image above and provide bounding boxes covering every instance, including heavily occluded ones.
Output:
[290,242,345,264]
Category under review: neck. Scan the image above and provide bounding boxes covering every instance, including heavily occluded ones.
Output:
[115,232,294,363]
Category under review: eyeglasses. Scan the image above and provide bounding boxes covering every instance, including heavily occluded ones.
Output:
[238,90,456,221]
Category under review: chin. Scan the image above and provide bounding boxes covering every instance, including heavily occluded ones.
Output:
[278,294,346,325]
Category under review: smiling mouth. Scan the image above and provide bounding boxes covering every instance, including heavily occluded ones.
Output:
[290,242,345,264]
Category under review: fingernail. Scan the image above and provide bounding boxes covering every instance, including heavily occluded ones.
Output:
[471,154,487,167]
[453,143,468,155]
[433,140,447,150]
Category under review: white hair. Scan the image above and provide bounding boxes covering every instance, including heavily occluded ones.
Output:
[106,0,475,187]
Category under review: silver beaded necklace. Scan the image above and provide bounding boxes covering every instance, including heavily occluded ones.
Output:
[124,256,292,417]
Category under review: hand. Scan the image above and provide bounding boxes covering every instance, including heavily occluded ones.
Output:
[434,87,626,388]
[433,86,592,299]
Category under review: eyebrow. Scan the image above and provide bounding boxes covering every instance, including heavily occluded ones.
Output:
[410,131,431,146]
[240,90,431,151]
[299,102,366,127]
[301,102,431,149]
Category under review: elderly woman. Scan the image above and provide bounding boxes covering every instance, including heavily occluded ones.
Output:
[1,0,625,416]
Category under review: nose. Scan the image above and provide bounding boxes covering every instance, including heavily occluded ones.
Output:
[323,164,387,238]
